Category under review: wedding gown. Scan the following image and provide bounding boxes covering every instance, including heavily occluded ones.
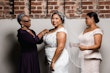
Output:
[43,27,69,73]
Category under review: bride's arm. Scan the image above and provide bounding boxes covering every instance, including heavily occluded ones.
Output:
[50,32,66,70]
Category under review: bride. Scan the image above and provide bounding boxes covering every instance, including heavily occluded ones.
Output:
[43,11,69,73]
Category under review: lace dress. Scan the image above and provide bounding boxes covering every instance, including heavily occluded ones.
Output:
[78,28,103,73]
[43,28,69,73]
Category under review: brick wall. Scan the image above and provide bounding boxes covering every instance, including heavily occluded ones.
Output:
[0,0,110,19]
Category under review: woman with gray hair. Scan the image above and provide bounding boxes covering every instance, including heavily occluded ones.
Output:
[17,13,48,73]
[43,11,69,73]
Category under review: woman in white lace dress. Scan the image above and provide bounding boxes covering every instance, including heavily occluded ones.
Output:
[79,12,103,73]
[43,11,69,73]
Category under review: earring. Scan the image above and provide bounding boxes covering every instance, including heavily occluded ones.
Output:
[21,25,24,27]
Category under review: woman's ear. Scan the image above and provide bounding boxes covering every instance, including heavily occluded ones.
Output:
[91,17,95,22]
[91,17,93,19]
[20,21,24,27]
[20,21,23,25]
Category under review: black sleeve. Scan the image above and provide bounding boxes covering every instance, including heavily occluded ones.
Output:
[18,31,37,45]
[31,29,43,44]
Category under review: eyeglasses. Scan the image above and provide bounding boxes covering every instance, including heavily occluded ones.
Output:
[22,20,31,22]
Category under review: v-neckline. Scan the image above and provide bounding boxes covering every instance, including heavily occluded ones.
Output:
[21,29,35,38]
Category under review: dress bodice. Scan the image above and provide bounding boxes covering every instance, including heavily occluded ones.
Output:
[43,27,68,62]
[79,28,103,46]
[43,27,67,48]
[17,29,42,52]
[78,28,103,59]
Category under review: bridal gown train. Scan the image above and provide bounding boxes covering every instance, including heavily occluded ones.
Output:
[43,27,69,73]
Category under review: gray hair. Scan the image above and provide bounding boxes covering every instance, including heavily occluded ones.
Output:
[51,11,65,24]
[17,13,25,25]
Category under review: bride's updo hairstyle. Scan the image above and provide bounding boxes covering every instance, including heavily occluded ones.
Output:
[51,11,65,24]
[87,12,99,23]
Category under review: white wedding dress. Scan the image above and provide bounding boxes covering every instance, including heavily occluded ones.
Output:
[43,27,69,73]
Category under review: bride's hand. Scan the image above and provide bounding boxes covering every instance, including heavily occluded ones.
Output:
[50,62,55,71]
